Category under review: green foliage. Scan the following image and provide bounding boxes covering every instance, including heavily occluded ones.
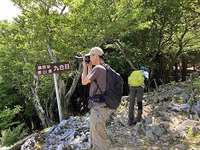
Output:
[190,78,200,91]
[0,0,199,131]
[187,132,200,147]
[187,126,196,137]
[1,123,28,147]
[188,99,194,107]
[41,127,51,133]
[0,106,21,130]
[173,95,184,104]
[187,78,200,107]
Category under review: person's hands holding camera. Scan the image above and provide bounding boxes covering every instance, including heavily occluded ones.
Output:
[82,56,92,69]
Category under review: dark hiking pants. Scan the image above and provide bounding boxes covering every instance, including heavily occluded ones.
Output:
[128,86,144,122]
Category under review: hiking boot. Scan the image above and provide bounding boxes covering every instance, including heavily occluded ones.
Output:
[133,110,142,125]
[128,121,133,126]
[128,119,133,126]
[133,117,141,125]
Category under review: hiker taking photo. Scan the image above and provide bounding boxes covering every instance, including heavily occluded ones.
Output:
[128,66,149,126]
[81,47,108,150]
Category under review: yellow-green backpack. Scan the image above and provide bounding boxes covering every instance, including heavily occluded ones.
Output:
[128,70,144,87]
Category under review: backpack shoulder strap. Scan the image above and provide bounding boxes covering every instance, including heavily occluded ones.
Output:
[93,63,109,95]
[94,79,105,95]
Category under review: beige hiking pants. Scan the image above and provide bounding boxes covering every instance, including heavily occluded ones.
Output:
[90,104,108,150]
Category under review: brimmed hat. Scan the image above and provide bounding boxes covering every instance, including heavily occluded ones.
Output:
[86,47,104,56]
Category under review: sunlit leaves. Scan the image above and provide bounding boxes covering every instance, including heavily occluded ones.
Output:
[0,106,21,130]
[0,0,199,131]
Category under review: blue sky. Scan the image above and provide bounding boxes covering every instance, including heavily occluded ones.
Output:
[0,0,21,21]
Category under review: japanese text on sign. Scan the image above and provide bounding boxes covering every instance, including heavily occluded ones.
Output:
[35,62,71,76]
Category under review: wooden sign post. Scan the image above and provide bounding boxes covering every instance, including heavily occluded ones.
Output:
[36,62,71,122]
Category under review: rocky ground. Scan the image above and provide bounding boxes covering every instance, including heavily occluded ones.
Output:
[108,82,200,150]
[8,76,200,150]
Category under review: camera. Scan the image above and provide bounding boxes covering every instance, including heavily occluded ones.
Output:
[75,55,90,63]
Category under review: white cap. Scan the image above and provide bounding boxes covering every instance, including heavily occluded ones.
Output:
[86,47,104,56]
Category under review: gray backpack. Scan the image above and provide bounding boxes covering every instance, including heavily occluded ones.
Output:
[94,64,124,109]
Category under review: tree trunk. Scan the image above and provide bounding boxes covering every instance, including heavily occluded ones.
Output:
[49,98,58,121]
[31,75,55,127]
[174,60,179,82]
[64,63,82,118]
[46,90,57,121]
[181,55,187,81]
[31,75,48,128]
[55,73,67,120]
[46,37,66,121]
[115,40,137,70]
[10,134,34,150]
[22,54,49,128]
[165,69,171,83]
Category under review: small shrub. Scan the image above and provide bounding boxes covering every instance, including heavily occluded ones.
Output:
[1,123,28,147]
[41,127,51,133]
[190,78,200,91]
[188,126,195,137]
[173,95,184,104]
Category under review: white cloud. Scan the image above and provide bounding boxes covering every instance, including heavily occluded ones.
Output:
[0,0,21,22]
